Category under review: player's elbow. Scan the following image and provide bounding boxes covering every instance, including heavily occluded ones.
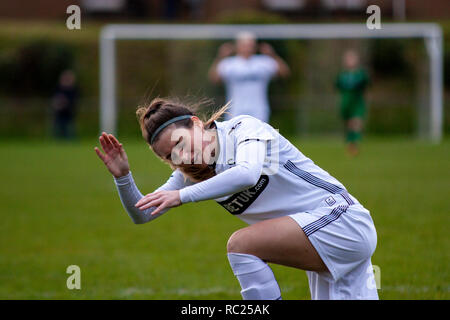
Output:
[128,211,151,225]
[242,172,260,188]
[209,73,221,85]
[130,208,166,224]
[279,67,290,78]
[236,163,262,189]
[208,69,221,84]
[131,217,146,225]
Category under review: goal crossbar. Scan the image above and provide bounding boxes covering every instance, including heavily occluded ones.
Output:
[100,23,443,142]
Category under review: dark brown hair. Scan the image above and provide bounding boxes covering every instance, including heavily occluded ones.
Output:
[136,97,229,182]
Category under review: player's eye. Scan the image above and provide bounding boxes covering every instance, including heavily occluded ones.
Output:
[167,137,183,160]
[175,137,184,150]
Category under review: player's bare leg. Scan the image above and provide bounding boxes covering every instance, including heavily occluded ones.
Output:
[346,117,363,157]
[227,216,327,272]
[226,216,328,300]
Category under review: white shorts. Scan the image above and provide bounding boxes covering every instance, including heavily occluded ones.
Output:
[289,193,379,300]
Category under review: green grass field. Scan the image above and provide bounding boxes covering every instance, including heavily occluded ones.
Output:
[0,137,449,299]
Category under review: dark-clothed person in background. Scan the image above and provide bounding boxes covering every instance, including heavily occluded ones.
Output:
[51,70,78,140]
[335,50,369,156]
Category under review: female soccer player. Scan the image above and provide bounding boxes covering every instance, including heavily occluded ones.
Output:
[335,50,370,156]
[94,97,378,300]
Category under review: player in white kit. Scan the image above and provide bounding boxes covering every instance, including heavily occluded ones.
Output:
[209,32,290,123]
[95,97,379,300]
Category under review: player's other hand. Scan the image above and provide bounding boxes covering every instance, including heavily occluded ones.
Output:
[95,132,130,178]
[259,42,276,56]
[135,190,181,216]
[218,42,235,58]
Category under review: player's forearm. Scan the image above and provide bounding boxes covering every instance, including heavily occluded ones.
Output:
[114,171,167,224]
[179,162,262,203]
[179,141,266,203]
[272,55,290,78]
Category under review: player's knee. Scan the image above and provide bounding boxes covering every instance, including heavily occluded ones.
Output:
[348,118,362,130]
[227,229,251,254]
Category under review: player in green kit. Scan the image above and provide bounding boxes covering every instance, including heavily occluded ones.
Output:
[335,50,369,156]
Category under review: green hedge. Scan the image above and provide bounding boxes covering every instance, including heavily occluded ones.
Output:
[0,16,449,138]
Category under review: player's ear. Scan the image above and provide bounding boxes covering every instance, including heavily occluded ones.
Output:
[191,116,204,129]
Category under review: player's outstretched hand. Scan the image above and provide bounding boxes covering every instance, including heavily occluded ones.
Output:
[259,42,276,56]
[95,132,130,178]
[135,190,181,216]
[218,42,235,59]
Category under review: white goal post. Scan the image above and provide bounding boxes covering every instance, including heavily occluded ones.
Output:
[99,23,443,142]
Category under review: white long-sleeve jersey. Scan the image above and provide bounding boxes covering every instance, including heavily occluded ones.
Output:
[114,115,359,225]
[217,55,278,123]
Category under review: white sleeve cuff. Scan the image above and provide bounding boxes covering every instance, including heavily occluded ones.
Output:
[179,188,192,204]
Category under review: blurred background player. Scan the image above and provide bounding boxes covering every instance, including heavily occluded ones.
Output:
[209,31,290,123]
[51,69,79,140]
[335,50,369,156]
